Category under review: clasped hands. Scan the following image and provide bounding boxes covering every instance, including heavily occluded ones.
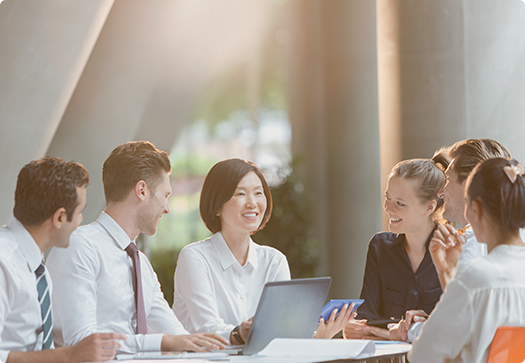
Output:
[342,310,428,341]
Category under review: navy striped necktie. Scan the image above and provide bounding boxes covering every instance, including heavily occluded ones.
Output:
[35,263,53,349]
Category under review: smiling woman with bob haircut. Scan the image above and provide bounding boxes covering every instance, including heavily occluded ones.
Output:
[172,158,352,344]
[172,158,290,345]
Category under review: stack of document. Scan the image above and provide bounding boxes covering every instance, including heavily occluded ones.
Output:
[257,338,375,360]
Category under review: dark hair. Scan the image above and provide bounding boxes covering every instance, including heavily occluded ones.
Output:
[466,158,525,234]
[102,141,171,203]
[200,158,272,234]
[449,139,511,183]
[14,157,89,227]
[391,156,448,224]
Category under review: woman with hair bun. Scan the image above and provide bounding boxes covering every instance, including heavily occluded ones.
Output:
[345,157,449,339]
[173,158,351,345]
[410,158,525,363]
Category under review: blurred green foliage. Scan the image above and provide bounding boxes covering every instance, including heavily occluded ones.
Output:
[171,153,217,178]
[150,248,179,308]
[252,168,321,279]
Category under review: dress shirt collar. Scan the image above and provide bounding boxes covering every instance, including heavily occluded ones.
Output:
[213,231,258,270]
[463,224,474,240]
[6,217,43,272]
[97,211,134,250]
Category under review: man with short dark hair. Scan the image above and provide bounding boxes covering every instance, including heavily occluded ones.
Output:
[0,157,123,363]
[48,141,227,354]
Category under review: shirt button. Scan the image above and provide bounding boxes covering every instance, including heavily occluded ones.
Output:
[240,296,244,300]
[238,274,242,278]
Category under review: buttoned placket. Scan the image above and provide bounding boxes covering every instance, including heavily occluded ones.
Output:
[234,263,247,319]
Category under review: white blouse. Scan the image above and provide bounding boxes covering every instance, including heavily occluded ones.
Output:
[409,244,525,363]
[172,232,291,341]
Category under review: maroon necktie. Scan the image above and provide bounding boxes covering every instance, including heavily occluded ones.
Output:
[125,243,148,334]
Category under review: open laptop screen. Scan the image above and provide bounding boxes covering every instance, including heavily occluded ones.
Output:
[242,277,331,355]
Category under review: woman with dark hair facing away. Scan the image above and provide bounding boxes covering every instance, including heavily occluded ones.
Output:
[173,158,352,345]
[410,158,525,362]
[344,157,448,339]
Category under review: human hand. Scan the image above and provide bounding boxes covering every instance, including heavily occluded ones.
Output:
[69,332,125,362]
[342,319,377,340]
[388,310,427,341]
[162,333,228,352]
[315,303,356,339]
[388,321,406,341]
[363,325,390,340]
[239,317,253,341]
[430,224,464,288]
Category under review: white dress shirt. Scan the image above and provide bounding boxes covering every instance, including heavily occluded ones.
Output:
[409,244,525,363]
[0,217,52,362]
[47,212,188,354]
[456,225,486,267]
[407,228,485,342]
[172,232,291,341]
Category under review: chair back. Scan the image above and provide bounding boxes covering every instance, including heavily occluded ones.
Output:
[487,326,525,363]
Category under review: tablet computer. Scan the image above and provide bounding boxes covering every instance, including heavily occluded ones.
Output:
[319,299,364,322]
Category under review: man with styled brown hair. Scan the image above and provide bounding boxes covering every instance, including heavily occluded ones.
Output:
[0,157,124,363]
[47,141,227,355]
[434,138,511,286]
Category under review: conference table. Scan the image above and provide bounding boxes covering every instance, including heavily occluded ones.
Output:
[116,341,411,363]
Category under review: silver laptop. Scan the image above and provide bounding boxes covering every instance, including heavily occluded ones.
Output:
[225,277,331,355]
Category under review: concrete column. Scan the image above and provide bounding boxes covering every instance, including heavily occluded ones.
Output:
[0,0,114,224]
[286,0,329,278]
[287,0,382,298]
[47,0,276,224]
[377,0,525,227]
[463,0,525,160]
[377,0,468,228]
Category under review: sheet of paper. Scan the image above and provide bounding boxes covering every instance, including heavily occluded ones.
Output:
[116,351,230,361]
[373,342,412,356]
[373,340,407,344]
[256,338,375,359]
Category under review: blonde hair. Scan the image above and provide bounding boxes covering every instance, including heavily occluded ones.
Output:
[390,157,448,224]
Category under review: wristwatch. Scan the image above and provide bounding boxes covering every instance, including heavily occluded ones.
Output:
[232,325,245,345]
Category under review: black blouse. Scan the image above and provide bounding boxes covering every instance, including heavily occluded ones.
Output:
[356,231,442,320]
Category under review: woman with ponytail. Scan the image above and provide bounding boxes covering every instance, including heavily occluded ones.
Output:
[344,156,449,339]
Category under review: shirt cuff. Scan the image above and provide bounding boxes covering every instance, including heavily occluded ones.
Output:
[143,334,163,352]
[407,321,423,343]
[0,350,9,362]
[220,329,232,344]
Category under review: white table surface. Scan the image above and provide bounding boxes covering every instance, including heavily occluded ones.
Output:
[115,342,411,363]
